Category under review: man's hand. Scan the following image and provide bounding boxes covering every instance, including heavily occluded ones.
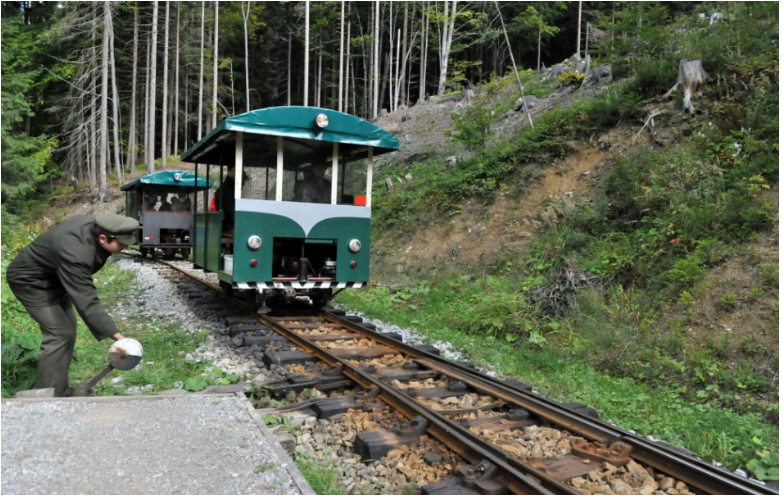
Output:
[111,332,125,341]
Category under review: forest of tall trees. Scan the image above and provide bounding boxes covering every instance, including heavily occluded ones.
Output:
[1,1,712,206]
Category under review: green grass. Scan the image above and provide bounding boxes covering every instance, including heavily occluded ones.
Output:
[336,284,779,476]
[2,245,211,397]
[68,260,213,394]
[295,453,347,495]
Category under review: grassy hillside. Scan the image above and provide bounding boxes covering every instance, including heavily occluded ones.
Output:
[339,3,779,478]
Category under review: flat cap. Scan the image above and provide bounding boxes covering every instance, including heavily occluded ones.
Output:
[95,213,139,245]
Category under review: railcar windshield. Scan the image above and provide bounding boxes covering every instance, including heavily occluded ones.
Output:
[142,187,195,212]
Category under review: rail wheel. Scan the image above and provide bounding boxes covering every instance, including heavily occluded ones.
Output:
[219,281,234,297]
[310,289,332,309]
[180,248,191,260]
[140,246,149,258]
[163,248,177,260]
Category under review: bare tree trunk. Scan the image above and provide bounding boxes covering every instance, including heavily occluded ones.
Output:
[394,29,400,111]
[372,0,380,118]
[173,3,180,157]
[345,21,351,113]
[287,33,292,106]
[317,51,322,107]
[184,72,189,148]
[338,1,345,112]
[437,0,456,95]
[420,1,428,102]
[89,3,98,192]
[397,2,409,108]
[495,1,533,128]
[108,7,122,184]
[143,28,150,172]
[126,2,139,171]
[197,0,205,140]
[388,1,393,112]
[585,22,589,57]
[212,0,219,128]
[537,24,541,70]
[161,1,170,169]
[304,1,310,106]
[406,5,415,102]
[576,0,582,57]
[241,1,251,113]
[99,1,110,201]
[362,10,369,117]
[147,0,158,174]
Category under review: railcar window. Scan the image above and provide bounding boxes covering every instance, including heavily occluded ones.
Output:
[126,192,140,220]
[337,158,369,206]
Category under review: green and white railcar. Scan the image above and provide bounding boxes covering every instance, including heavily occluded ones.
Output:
[121,170,212,260]
[181,106,399,308]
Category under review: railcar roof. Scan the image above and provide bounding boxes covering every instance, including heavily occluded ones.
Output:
[181,106,399,167]
[120,170,212,191]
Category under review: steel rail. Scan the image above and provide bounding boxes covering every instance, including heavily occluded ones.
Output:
[133,257,771,495]
[324,313,775,496]
[259,314,577,495]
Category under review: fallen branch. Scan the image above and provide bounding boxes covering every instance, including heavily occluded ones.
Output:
[632,110,668,145]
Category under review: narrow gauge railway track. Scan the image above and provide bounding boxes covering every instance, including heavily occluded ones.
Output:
[146,256,773,495]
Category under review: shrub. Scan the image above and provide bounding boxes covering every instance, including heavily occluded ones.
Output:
[449,100,495,151]
[632,57,679,97]
[557,71,585,86]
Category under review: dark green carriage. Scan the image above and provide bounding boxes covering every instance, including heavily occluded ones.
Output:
[121,170,212,260]
[181,106,399,307]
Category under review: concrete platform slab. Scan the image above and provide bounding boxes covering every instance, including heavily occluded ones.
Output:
[1,393,313,495]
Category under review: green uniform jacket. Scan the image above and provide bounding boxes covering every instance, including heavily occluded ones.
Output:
[6,215,118,341]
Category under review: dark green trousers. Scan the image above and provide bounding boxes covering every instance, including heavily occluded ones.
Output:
[24,302,78,397]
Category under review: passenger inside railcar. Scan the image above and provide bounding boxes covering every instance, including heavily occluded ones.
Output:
[294,160,331,204]
[172,191,192,211]
[214,166,248,234]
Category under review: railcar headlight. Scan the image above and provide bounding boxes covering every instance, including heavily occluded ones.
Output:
[247,235,262,250]
[315,113,329,129]
[348,239,362,253]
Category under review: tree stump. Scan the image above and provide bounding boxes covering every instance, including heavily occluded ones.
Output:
[664,59,709,114]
